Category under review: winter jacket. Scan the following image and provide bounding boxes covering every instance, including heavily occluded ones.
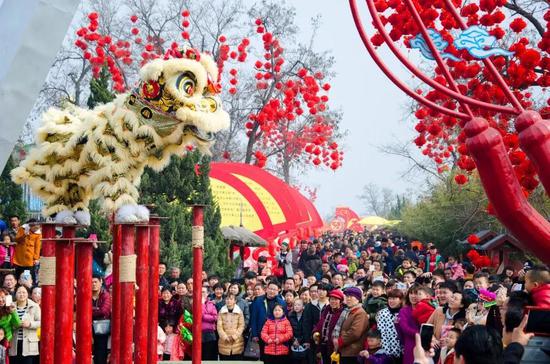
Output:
[425,253,443,273]
[13,229,40,267]
[358,347,392,364]
[157,326,166,356]
[261,317,294,356]
[0,245,14,266]
[288,311,305,344]
[531,283,550,308]
[158,298,182,327]
[302,300,326,344]
[412,298,436,324]
[249,294,286,339]
[394,265,414,280]
[9,299,40,356]
[396,305,419,364]
[503,342,524,364]
[313,305,344,353]
[92,289,111,320]
[445,262,465,280]
[217,305,245,356]
[0,340,7,364]
[276,251,294,278]
[202,300,218,333]
[363,294,388,326]
[235,296,250,327]
[0,310,21,342]
[335,305,369,358]
[439,347,455,364]
[298,251,322,278]
[376,307,402,358]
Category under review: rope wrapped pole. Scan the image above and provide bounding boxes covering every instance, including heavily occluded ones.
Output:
[191,205,205,364]
[39,223,56,364]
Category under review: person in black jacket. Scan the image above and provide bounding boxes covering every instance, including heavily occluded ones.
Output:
[299,245,322,279]
[302,283,330,364]
[288,299,307,364]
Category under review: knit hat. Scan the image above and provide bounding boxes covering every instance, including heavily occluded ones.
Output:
[328,289,345,301]
[344,286,363,301]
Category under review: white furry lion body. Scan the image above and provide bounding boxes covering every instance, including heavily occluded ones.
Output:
[12,50,229,223]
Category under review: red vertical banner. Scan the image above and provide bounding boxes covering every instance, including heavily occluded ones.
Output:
[39,223,56,364]
[135,224,150,364]
[75,241,93,364]
[191,206,205,364]
[147,217,160,364]
[54,226,75,364]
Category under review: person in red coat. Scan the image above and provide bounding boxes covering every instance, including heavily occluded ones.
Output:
[525,265,550,308]
[261,304,294,364]
[412,287,435,324]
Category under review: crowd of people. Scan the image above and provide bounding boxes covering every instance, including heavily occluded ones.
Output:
[149,230,549,364]
[1,213,550,364]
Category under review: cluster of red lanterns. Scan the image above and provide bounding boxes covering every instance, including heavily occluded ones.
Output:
[372,1,548,200]
[75,12,131,92]
[241,17,341,171]
[74,11,342,172]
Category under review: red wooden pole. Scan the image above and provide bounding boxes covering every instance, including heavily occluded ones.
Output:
[134,224,150,364]
[111,224,121,364]
[191,206,204,364]
[40,223,56,364]
[75,241,93,364]
[119,224,136,363]
[147,217,160,364]
[54,225,75,364]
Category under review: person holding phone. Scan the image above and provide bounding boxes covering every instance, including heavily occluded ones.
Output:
[9,285,40,364]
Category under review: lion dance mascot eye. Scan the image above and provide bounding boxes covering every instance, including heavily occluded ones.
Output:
[11,47,229,225]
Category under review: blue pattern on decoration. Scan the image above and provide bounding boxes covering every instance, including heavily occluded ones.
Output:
[410,29,461,62]
[453,26,514,59]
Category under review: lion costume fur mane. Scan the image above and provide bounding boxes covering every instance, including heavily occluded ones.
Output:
[11,48,229,224]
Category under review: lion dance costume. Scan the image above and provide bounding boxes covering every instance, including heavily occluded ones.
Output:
[12,47,229,224]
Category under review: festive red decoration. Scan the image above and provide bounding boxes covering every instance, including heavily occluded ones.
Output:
[349,0,550,262]
[467,234,480,245]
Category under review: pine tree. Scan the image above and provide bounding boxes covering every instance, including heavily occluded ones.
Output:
[0,155,26,220]
[139,151,235,279]
[87,67,115,109]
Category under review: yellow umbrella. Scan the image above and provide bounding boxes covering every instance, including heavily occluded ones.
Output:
[358,216,389,226]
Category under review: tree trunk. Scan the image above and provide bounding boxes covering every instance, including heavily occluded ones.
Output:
[282,156,290,183]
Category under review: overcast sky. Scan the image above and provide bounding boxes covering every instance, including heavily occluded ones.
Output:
[291,1,420,218]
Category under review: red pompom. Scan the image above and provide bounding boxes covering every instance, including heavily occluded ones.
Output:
[255,18,262,26]
[131,28,139,35]
[454,174,468,185]
[181,31,190,40]
[218,35,226,43]
[467,234,480,245]
[130,15,138,23]
[510,18,526,33]
[182,10,190,17]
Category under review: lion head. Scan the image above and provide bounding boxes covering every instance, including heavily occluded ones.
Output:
[133,47,229,143]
